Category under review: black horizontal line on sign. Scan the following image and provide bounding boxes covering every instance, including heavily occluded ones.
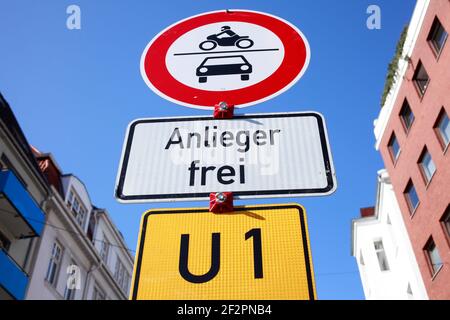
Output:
[173,48,280,56]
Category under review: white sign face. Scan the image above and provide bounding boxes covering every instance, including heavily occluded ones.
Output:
[166,22,285,91]
[140,10,310,109]
[115,112,336,202]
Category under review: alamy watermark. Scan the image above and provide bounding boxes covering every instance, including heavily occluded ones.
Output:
[66,5,81,30]
[367,5,381,30]
[66,264,81,290]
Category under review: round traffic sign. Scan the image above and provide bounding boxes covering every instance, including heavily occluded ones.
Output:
[140,10,310,110]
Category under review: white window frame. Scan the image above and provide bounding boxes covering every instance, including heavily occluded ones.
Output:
[427,17,448,56]
[66,189,88,228]
[412,61,430,97]
[100,234,110,264]
[388,133,401,163]
[114,256,131,293]
[67,190,74,208]
[374,239,390,272]
[437,111,450,148]
[63,260,78,300]
[45,241,63,287]
[419,148,436,184]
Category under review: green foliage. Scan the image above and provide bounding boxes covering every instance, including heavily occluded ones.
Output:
[380,26,409,107]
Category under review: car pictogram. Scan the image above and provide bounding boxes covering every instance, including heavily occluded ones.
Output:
[196,55,252,83]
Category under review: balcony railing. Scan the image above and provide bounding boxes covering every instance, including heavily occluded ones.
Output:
[0,248,28,300]
[0,170,45,238]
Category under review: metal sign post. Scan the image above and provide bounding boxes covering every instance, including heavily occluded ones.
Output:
[115,9,337,301]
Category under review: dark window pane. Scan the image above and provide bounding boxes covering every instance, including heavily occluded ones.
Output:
[438,112,450,147]
[428,17,448,54]
[419,148,436,183]
[400,99,414,131]
[413,62,429,95]
[425,239,443,275]
[441,206,450,238]
[388,134,401,161]
[405,181,419,213]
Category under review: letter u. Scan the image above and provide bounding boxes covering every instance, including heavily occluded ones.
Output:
[179,233,220,283]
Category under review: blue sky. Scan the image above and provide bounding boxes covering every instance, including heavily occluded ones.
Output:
[0,0,416,299]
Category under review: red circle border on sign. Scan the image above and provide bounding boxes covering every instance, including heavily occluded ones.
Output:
[141,10,310,109]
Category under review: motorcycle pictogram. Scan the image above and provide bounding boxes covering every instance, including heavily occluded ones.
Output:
[199,26,255,51]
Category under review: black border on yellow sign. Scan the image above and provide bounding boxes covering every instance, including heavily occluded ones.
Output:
[131,204,316,300]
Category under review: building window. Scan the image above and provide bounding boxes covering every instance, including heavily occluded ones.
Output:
[388,133,401,162]
[66,189,88,228]
[114,257,130,293]
[427,17,448,56]
[374,240,390,271]
[87,213,96,243]
[92,284,106,300]
[399,99,414,132]
[64,261,77,300]
[45,242,63,286]
[123,272,130,294]
[412,61,430,96]
[67,190,74,208]
[418,147,436,184]
[404,180,420,214]
[424,238,443,276]
[76,206,87,227]
[440,205,450,239]
[434,108,450,149]
[99,234,110,264]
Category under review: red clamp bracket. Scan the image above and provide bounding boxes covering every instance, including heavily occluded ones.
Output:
[209,192,234,213]
[214,101,234,119]
[210,102,234,213]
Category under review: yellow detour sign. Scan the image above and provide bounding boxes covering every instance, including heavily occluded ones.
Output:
[130,204,316,300]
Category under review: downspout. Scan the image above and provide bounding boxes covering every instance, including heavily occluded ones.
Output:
[82,210,101,300]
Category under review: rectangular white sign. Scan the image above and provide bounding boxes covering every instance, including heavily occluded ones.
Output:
[115,112,336,202]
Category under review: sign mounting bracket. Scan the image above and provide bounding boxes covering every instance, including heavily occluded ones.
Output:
[213,101,234,119]
[209,192,234,213]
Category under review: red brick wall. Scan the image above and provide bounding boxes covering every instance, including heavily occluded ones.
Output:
[379,0,450,299]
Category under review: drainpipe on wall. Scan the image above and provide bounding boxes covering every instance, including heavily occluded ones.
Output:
[82,210,101,300]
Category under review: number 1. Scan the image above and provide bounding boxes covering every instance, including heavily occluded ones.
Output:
[245,228,263,278]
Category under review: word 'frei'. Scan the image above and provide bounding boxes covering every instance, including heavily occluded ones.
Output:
[165,126,281,187]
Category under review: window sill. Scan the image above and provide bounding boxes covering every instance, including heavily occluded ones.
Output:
[428,35,447,62]
[424,171,437,190]
[44,280,64,299]
[409,203,420,219]
[403,121,415,137]
[443,142,450,156]
[413,81,429,102]
[392,150,402,168]
[431,265,444,282]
